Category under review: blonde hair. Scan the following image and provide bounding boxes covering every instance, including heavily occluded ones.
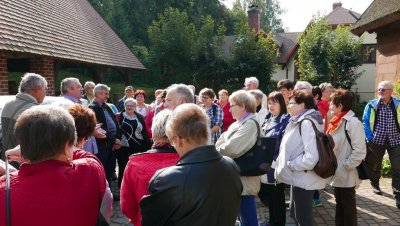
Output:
[229,90,257,113]
[152,109,172,143]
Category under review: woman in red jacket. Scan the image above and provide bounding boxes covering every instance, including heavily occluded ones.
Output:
[120,109,179,226]
[0,106,108,226]
[217,89,235,132]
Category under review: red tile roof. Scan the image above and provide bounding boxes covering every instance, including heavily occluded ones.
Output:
[0,0,145,69]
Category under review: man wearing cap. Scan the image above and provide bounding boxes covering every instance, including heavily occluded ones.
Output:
[118,86,134,111]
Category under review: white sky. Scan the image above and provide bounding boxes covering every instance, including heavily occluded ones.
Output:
[221,0,374,32]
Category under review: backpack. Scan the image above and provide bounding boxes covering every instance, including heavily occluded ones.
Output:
[299,118,337,179]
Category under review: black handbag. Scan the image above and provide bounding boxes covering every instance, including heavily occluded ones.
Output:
[234,119,276,176]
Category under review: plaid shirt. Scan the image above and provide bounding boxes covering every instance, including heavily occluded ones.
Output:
[373,99,400,147]
[204,103,224,144]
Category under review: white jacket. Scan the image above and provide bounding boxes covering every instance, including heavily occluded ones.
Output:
[256,106,269,126]
[328,110,366,188]
[275,109,327,190]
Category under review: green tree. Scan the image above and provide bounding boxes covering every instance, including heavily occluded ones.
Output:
[297,15,363,88]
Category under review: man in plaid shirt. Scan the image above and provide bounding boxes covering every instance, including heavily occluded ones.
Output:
[362,81,400,208]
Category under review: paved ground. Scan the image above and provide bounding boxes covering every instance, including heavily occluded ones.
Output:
[109,177,399,226]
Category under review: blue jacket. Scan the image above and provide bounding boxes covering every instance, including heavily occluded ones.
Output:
[362,97,400,142]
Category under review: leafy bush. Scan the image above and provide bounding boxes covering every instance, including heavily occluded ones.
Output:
[382,157,391,177]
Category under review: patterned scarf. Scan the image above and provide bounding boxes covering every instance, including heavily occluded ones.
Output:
[326,111,348,134]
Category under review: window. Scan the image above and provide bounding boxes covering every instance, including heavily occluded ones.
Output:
[361,44,376,64]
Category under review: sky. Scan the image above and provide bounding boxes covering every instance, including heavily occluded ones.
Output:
[221,0,374,32]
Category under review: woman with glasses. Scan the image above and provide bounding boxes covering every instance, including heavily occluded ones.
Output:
[216,90,260,226]
[199,88,223,144]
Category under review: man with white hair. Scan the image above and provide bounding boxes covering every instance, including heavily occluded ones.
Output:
[294,81,313,91]
[164,84,194,110]
[54,77,84,108]
[83,81,96,105]
[363,80,400,208]
[1,73,47,162]
[244,76,268,108]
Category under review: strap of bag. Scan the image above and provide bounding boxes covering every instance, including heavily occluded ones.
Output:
[5,156,11,226]
[299,118,318,136]
[344,119,354,150]
[249,118,261,138]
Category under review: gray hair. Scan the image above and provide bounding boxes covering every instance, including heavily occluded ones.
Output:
[84,81,95,89]
[294,81,313,91]
[378,80,394,89]
[18,73,47,93]
[248,89,264,100]
[152,109,172,143]
[319,82,334,92]
[244,77,259,87]
[94,84,110,96]
[166,84,194,103]
[229,90,257,113]
[124,97,137,107]
[60,77,80,95]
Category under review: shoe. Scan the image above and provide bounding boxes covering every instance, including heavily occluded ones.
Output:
[371,181,382,195]
[395,193,400,209]
[312,199,322,207]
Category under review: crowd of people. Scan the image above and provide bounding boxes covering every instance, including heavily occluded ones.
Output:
[0,72,399,226]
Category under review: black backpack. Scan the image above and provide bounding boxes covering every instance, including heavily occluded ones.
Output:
[299,118,337,179]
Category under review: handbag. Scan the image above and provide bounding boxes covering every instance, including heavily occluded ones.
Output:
[233,119,276,176]
[344,119,369,180]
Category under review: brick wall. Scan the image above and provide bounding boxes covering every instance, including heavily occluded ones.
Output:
[30,57,55,96]
[0,51,8,95]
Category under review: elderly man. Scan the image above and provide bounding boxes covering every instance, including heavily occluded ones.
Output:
[89,84,122,182]
[82,81,95,105]
[244,76,268,109]
[1,73,47,162]
[54,77,84,108]
[117,86,134,111]
[363,81,400,208]
[164,84,194,110]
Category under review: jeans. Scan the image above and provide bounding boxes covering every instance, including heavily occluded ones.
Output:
[334,187,357,226]
[258,183,286,226]
[239,195,258,226]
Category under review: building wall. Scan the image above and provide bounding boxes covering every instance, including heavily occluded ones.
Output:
[0,51,8,95]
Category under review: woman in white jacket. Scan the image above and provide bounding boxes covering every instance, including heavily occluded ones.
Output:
[275,90,326,226]
[326,89,366,226]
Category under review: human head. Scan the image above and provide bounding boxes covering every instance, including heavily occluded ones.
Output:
[124,86,134,98]
[319,82,334,100]
[18,73,48,103]
[288,90,315,117]
[67,104,97,144]
[229,90,257,120]
[164,84,194,110]
[154,89,164,102]
[124,97,137,115]
[166,103,209,156]
[84,81,95,96]
[15,106,76,163]
[312,86,322,101]
[218,89,229,102]
[200,88,215,107]
[60,77,83,99]
[152,109,172,143]
[134,89,146,104]
[294,81,312,92]
[377,80,394,102]
[248,89,264,107]
[244,77,259,90]
[94,84,110,104]
[277,79,294,102]
[267,91,287,116]
[329,89,354,116]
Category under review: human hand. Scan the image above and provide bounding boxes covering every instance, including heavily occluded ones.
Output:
[113,139,122,150]
[0,159,17,176]
[94,123,107,139]
[5,145,28,163]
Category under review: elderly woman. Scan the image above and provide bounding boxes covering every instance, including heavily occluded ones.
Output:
[134,89,152,118]
[140,104,242,226]
[215,90,260,226]
[217,89,235,132]
[275,90,327,226]
[120,109,180,226]
[200,88,223,144]
[249,89,269,126]
[327,89,366,226]
[117,97,151,188]
[0,106,108,226]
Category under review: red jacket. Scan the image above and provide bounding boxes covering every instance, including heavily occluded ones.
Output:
[217,100,236,132]
[317,99,329,131]
[120,148,179,226]
[0,150,106,226]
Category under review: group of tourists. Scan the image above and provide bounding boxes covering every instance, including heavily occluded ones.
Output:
[0,72,399,226]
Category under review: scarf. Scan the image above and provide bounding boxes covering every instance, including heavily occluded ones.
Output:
[326,111,348,134]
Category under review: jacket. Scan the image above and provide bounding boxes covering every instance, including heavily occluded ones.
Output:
[362,97,400,142]
[140,145,242,226]
[275,109,327,190]
[215,114,261,195]
[1,93,39,160]
[328,110,366,188]
[256,105,269,126]
[89,100,121,150]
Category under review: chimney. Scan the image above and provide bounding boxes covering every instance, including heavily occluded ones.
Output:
[247,5,260,33]
[333,2,342,10]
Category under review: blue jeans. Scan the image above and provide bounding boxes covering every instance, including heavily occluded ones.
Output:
[239,195,258,226]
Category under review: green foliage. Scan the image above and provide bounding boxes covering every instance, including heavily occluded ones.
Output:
[394,81,400,98]
[382,157,392,177]
[298,15,363,89]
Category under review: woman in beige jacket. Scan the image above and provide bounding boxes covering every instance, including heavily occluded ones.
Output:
[216,90,260,226]
[327,89,366,226]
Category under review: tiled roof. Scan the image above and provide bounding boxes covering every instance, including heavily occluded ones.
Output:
[0,0,145,69]
[352,0,400,36]
[326,6,361,26]
[275,32,300,64]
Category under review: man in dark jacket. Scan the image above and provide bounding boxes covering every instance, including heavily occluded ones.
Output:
[89,83,121,182]
[140,103,242,226]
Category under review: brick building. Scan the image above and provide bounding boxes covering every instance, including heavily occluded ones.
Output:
[0,0,145,95]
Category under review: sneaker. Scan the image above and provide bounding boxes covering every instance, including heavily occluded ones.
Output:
[312,199,322,207]
[371,181,382,195]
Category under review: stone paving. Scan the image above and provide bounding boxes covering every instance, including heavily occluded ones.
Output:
[109,177,399,226]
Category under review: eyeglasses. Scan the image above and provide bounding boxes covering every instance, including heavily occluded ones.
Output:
[125,105,136,108]
[201,96,210,100]
[378,88,392,92]
[288,101,297,105]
